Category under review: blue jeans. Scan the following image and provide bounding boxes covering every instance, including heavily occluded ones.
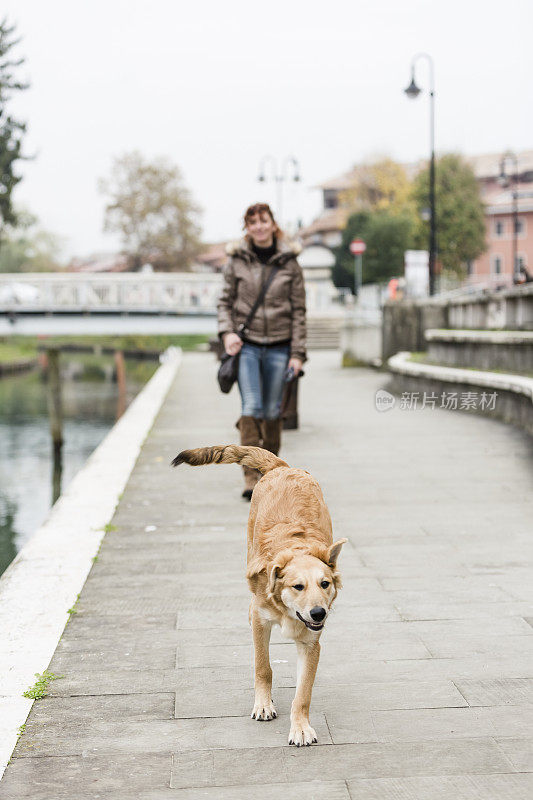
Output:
[238,342,290,420]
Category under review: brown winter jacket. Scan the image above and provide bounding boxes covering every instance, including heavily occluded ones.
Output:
[217,237,307,361]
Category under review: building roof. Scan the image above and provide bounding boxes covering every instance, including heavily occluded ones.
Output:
[68,253,129,273]
[316,149,533,192]
[195,242,228,271]
[468,150,533,179]
[299,208,348,237]
[317,168,360,193]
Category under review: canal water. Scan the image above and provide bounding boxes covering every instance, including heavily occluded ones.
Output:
[0,354,157,576]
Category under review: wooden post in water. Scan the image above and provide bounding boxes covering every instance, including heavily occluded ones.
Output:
[46,347,63,503]
[114,350,127,419]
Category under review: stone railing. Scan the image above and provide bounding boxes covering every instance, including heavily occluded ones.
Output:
[382,283,533,360]
[425,328,533,372]
[447,283,533,330]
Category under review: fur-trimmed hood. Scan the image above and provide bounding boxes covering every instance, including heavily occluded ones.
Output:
[225,237,302,265]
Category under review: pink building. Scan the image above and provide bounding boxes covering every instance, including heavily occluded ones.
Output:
[467,150,533,288]
[303,150,533,290]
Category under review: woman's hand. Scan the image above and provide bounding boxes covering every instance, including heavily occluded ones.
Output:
[288,357,303,376]
[224,333,243,356]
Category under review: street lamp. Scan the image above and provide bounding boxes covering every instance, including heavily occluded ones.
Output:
[404,53,437,296]
[257,155,301,228]
[498,151,520,282]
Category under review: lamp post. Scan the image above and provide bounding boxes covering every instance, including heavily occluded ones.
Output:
[498,151,519,282]
[257,155,301,228]
[404,53,437,296]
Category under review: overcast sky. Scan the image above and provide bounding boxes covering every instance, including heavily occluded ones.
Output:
[3,0,533,259]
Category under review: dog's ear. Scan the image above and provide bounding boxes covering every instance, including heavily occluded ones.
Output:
[327,538,348,568]
[246,557,266,592]
[268,562,282,596]
[267,550,292,596]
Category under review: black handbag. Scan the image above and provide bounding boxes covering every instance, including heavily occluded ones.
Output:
[217,351,240,394]
[217,265,280,394]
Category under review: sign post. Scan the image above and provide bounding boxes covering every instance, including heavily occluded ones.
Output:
[349,238,366,297]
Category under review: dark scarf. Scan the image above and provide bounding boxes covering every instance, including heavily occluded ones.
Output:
[251,236,277,264]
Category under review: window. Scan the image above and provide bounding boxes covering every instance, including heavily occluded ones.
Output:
[323,190,338,210]
[466,260,474,275]
[494,219,505,237]
[492,255,503,274]
[514,217,525,236]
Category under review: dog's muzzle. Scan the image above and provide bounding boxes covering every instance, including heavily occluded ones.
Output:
[296,611,326,631]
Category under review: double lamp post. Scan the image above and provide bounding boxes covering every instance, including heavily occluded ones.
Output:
[404,52,437,296]
[257,155,301,229]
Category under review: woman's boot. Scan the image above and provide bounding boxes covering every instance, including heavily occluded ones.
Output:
[261,418,282,456]
[237,415,262,500]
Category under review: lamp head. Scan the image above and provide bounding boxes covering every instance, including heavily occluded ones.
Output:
[404,74,421,99]
[498,158,509,187]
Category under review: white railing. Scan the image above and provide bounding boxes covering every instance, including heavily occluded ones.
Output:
[0,273,223,314]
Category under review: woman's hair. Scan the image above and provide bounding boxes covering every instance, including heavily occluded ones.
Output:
[242,203,283,240]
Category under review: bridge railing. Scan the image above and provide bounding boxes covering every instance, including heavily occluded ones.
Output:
[0,273,223,313]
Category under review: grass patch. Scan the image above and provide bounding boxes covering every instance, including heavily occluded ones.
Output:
[102,523,117,533]
[23,671,62,700]
[37,334,210,352]
[67,593,80,618]
[1,333,210,366]
[0,340,38,365]
[408,352,431,363]
[342,353,368,368]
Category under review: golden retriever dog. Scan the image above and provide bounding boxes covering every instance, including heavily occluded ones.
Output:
[172,444,346,747]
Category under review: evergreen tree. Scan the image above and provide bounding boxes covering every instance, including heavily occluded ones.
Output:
[0,19,29,235]
[332,212,371,291]
[332,210,414,291]
[363,212,415,284]
[412,154,486,276]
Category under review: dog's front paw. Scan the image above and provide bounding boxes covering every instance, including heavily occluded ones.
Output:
[288,720,317,747]
[251,696,277,721]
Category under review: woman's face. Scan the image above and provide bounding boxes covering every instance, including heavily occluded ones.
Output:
[246,212,276,247]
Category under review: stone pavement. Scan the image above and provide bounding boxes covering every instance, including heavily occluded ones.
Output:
[1,351,533,799]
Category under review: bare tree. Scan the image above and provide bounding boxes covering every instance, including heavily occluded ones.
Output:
[99,151,202,271]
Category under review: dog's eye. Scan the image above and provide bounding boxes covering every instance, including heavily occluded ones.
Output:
[293,584,304,591]
[320,581,330,589]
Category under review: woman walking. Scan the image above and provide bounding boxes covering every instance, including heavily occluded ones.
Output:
[217,203,307,499]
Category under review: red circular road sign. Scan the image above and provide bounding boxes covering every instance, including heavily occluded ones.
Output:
[350,238,366,255]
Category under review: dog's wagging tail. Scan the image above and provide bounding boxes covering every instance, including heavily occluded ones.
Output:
[171,445,288,474]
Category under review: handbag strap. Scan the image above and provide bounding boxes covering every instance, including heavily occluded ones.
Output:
[237,265,280,338]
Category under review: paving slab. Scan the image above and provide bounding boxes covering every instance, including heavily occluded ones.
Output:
[163,781,352,800]
[495,737,533,771]
[0,754,171,799]
[327,704,533,743]
[454,677,533,706]
[170,738,513,787]
[346,773,533,800]
[174,680,466,719]
[2,351,533,798]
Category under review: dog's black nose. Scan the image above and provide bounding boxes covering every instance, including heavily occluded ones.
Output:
[310,606,326,622]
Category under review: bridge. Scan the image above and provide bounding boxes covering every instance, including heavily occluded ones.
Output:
[0,272,222,335]
[0,271,345,339]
